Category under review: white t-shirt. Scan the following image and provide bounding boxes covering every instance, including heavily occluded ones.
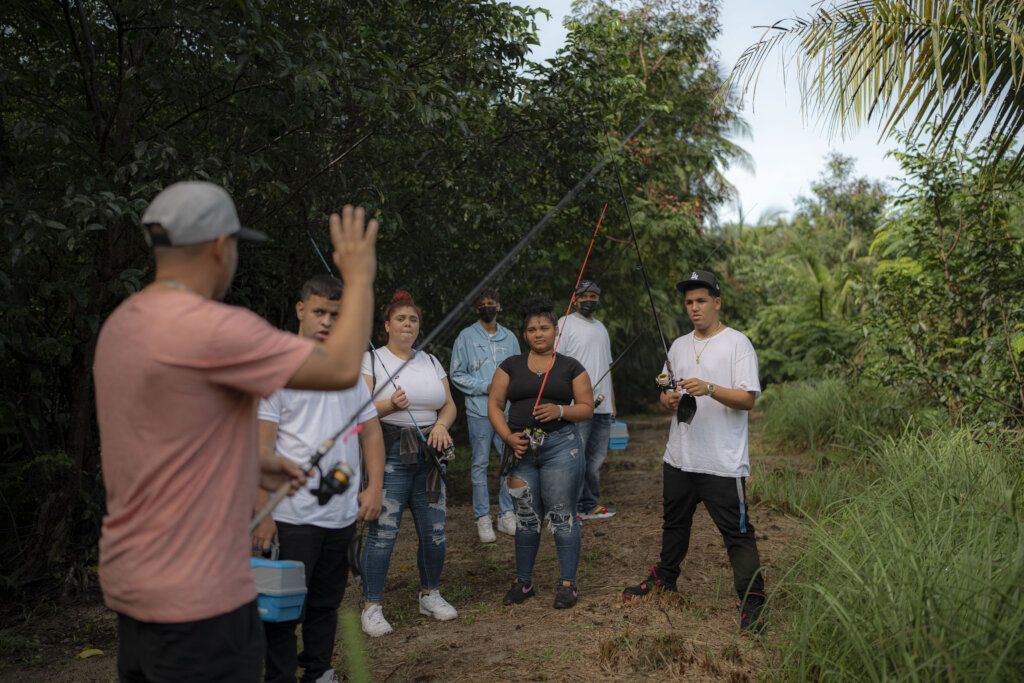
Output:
[661,327,761,477]
[556,312,613,414]
[258,381,377,529]
[360,347,447,427]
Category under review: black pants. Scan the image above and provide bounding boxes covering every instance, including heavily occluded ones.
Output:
[117,600,264,683]
[264,522,355,683]
[657,463,765,600]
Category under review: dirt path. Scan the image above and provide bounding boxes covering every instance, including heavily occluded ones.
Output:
[1,413,802,681]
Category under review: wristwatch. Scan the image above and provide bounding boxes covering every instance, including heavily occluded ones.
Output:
[707,383,716,397]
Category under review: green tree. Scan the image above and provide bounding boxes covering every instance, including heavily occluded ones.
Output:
[865,137,1024,421]
[0,0,544,590]
[725,0,1024,175]
[717,155,889,384]
[0,0,748,592]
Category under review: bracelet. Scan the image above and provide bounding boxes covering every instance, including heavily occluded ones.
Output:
[558,405,564,419]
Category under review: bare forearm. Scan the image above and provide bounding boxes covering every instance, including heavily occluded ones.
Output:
[330,278,374,374]
[435,402,457,430]
[713,387,756,411]
[360,420,386,488]
[563,403,594,422]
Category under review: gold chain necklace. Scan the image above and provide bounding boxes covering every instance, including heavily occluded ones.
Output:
[156,279,202,296]
[692,322,723,365]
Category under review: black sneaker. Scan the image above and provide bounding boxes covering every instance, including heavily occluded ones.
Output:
[740,592,767,635]
[502,581,535,605]
[622,565,677,599]
[552,583,578,609]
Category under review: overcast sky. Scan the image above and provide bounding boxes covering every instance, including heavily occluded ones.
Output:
[530,1,903,224]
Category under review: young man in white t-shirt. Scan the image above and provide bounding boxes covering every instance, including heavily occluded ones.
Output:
[556,280,616,519]
[252,275,386,683]
[622,270,767,635]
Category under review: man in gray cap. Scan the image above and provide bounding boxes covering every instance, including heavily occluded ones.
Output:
[93,181,378,681]
[557,279,617,520]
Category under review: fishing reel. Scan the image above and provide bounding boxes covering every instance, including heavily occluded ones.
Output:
[440,441,455,463]
[313,462,355,506]
[656,373,696,425]
[525,426,546,451]
[594,393,605,408]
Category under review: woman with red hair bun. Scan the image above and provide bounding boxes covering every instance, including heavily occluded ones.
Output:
[358,290,458,637]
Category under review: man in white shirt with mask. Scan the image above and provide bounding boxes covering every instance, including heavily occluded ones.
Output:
[557,280,616,520]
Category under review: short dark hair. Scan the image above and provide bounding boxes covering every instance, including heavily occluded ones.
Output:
[519,295,557,333]
[301,274,343,302]
[474,287,500,309]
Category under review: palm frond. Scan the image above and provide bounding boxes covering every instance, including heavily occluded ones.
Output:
[722,0,1024,175]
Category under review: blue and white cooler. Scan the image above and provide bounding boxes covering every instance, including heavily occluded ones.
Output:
[608,420,629,450]
[251,557,307,622]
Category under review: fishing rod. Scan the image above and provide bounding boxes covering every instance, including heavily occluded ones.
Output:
[605,134,695,424]
[252,113,656,529]
[591,331,644,408]
[524,204,608,450]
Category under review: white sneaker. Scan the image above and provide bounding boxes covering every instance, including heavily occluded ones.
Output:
[496,510,516,536]
[476,515,496,543]
[419,589,458,621]
[361,605,393,637]
[314,669,338,683]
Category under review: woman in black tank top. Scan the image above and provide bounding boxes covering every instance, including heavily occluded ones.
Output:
[487,296,594,609]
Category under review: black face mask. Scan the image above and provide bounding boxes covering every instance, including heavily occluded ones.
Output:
[677,393,697,424]
[578,300,600,317]
[478,306,497,324]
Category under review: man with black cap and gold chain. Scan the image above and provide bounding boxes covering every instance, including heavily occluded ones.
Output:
[621,270,767,635]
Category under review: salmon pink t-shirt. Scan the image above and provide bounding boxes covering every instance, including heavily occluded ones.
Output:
[94,289,314,623]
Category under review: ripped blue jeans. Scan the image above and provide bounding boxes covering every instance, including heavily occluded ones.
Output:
[361,440,447,604]
[506,424,583,585]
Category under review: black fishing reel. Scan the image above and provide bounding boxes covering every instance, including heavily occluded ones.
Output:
[313,462,355,505]
[594,393,605,408]
[656,373,696,425]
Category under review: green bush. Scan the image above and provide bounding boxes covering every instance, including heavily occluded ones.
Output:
[760,378,920,454]
[776,425,1024,680]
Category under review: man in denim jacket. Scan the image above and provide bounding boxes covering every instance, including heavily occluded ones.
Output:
[450,287,521,542]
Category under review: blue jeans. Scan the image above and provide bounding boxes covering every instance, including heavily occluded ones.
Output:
[576,413,614,513]
[468,415,512,518]
[361,440,447,604]
[506,424,583,585]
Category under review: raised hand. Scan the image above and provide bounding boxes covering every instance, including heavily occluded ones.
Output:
[329,204,378,284]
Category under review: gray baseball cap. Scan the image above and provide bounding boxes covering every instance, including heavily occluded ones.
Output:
[141,181,267,247]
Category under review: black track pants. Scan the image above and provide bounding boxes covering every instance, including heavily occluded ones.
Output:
[656,463,765,599]
[263,522,355,683]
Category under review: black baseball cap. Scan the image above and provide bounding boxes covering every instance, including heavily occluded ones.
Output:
[676,270,721,296]
[576,280,600,295]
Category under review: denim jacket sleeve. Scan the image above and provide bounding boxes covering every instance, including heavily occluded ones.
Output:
[449,331,489,396]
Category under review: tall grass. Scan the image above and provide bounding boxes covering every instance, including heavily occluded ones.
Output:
[759,378,918,454]
[777,425,1024,680]
[748,464,863,518]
